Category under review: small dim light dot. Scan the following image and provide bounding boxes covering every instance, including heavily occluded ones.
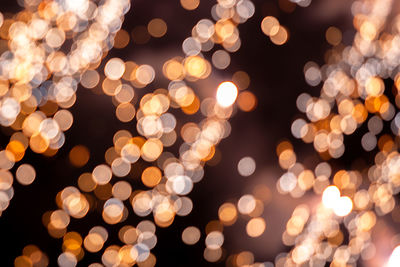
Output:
[69,145,90,167]
[238,91,257,112]
[148,18,167,38]
[325,26,342,46]
[114,29,130,49]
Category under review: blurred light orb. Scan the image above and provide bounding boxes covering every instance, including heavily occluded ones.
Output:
[333,196,353,217]
[237,156,256,176]
[246,217,266,237]
[205,231,224,249]
[322,185,340,209]
[279,172,297,192]
[182,226,201,245]
[261,16,280,36]
[180,0,200,10]
[237,194,256,214]
[216,81,238,107]
[16,164,36,185]
[388,246,400,267]
[104,58,125,80]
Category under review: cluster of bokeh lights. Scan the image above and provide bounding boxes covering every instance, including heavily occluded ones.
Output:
[2,0,400,266]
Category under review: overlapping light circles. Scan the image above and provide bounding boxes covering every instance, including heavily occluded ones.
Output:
[4,0,259,266]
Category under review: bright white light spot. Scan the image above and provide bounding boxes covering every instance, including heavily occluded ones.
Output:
[322,185,340,209]
[216,81,238,107]
[64,0,89,15]
[387,246,400,267]
[333,196,353,217]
